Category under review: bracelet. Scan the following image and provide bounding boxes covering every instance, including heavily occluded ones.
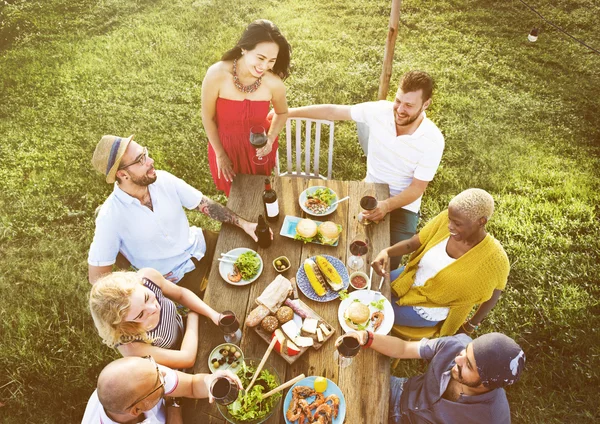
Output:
[363,331,374,348]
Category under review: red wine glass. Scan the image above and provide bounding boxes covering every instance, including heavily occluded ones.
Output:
[249,126,268,166]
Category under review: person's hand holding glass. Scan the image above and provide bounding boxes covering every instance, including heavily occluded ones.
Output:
[249,126,269,165]
[206,370,244,404]
[218,310,242,344]
[333,333,363,368]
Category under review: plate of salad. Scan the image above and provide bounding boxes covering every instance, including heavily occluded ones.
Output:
[299,186,338,216]
[219,248,263,286]
[217,358,282,424]
[337,289,394,334]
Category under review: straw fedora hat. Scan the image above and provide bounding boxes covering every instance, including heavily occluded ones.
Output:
[92,134,135,183]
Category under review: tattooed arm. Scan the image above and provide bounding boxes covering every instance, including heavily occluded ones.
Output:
[196,196,259,242]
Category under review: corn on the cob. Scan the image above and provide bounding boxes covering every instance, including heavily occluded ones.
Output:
[304,258,327,296]
[315,256,344,291]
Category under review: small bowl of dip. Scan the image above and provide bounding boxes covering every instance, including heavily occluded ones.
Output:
[349,271,370,290]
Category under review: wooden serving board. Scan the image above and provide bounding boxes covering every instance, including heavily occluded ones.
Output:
[254,298,336,364]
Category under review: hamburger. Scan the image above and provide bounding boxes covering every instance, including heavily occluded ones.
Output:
[318,221,341,245]
[344,301,370,330]
[294,219,318,243]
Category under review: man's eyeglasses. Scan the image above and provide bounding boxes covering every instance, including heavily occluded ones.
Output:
[119,147,148,170]
[125,355,165,410]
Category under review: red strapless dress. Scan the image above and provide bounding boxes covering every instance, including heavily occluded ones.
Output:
[208,98,278,196]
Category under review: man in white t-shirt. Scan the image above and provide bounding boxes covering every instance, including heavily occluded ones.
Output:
[286,71,444,269]
[81,356,241,424]
[88,134,268,291]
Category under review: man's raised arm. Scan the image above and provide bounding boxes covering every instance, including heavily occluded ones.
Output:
[287,104,353,121]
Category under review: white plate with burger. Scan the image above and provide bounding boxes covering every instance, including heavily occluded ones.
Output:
[299,186,339,216]
[280,216,341,246]
[338,290,394,334]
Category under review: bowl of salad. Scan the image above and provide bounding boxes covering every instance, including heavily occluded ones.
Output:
[217,358,282,424]
[299,186,339,217]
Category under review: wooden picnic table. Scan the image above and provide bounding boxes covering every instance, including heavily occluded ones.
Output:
[185,174,391,424]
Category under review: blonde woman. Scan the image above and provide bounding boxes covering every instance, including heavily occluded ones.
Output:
[90,268,220,368]
[372,188,509,339]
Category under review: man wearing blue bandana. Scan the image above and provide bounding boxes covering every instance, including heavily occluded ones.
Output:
[88,134,267,292]
[342,331,525,423]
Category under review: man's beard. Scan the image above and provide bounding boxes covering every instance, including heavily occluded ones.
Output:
[130,169,157,186]
[395,109,422,127]
[455,365,482,388]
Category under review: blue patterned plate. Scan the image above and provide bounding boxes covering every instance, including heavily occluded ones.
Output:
[296,254,349,302]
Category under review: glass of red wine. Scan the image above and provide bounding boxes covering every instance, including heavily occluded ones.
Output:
[333,335,361,368]
[218,310,242,344]
[210,376,240,405]
[358,195,378,225]
[249,126,269,166]
[348,235,369,270]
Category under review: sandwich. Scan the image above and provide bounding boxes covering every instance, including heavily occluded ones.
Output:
[344,301,371,330]
[294,219,318,243]
[317,221,342,245]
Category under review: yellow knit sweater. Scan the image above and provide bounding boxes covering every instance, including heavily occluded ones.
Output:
[391,209,509,339]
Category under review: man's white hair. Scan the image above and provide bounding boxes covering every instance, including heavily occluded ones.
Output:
[448,188,494,221]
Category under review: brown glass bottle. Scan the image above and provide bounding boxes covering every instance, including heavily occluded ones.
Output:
[255,214,272,248]
[263,178,279,222]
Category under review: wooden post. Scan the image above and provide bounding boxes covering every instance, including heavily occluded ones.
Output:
[377,0,402,100]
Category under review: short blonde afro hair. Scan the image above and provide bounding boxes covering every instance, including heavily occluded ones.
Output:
[448,188,494,221]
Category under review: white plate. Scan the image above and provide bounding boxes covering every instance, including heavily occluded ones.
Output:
[337,290,394,334]
[208,343,244,374]
[299,186,338,217]
[218,248,263,286]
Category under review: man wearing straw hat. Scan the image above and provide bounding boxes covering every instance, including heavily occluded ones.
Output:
[88,134,266,291]
[81,355,241,423]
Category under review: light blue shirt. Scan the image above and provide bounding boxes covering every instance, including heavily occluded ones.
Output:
[88,170,206,282]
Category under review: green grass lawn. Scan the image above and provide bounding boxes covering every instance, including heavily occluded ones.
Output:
[1,0,599,422]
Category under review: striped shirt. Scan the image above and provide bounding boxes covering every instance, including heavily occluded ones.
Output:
[139,278,183,349]
[351,101,445,213]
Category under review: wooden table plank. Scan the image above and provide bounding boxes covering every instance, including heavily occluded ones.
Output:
[193,175,391,424]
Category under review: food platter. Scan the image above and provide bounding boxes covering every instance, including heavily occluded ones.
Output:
[337,289,395,335]
[254,298,336,365]
[299,186,339,217]
[279,216,339,247]
[219,248,263,286]
[208,343,244,374]
[283,376,346,424]
[296,255,349,302]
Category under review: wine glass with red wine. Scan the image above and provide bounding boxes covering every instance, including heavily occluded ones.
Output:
[249,126,268,166]
[358,194,378,225]
[348,235,369,270]
[333,335,361,368]
[218,310,242,344]
[210,376,240,405]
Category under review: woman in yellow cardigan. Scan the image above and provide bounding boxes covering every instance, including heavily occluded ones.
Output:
[371,188,509,339]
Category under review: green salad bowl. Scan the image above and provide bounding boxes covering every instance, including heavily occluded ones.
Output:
[217,358,282,424]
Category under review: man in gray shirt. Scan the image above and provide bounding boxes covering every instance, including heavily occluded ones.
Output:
[341,331,525,423]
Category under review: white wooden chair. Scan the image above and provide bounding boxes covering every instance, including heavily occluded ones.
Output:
[276,118,335,179]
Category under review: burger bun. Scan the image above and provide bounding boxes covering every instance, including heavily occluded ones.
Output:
[344,302,370,330]
[296,219,318,238]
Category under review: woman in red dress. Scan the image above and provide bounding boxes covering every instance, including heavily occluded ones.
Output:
[202,20,291,196]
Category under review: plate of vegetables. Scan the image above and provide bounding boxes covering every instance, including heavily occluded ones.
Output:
[299,186,338,216]
[217,358,282,424]
[219,248,263,286]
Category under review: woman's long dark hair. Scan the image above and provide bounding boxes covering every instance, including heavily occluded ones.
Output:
[221,19,291,80]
